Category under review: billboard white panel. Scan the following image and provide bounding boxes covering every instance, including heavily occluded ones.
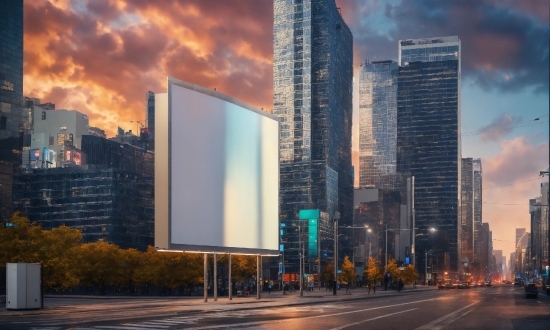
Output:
[155,77,279,254]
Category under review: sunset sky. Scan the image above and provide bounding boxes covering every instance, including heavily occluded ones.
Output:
[23,0,549,261]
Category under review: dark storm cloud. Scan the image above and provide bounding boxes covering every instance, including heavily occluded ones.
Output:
[342,0,549,93]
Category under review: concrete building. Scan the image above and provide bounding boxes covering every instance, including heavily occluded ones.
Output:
[461,158,474,266]
[28,107,89,169]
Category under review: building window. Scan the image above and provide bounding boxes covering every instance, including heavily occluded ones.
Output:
[42,111,46,120]
[0,116,6,130]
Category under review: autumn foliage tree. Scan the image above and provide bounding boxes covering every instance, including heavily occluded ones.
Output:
[339,256,356,284]
[0,213,261,295]
[364,256,383,284]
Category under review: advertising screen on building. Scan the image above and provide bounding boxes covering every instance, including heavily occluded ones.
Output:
[155,77,279,255]
[30,149,40,161]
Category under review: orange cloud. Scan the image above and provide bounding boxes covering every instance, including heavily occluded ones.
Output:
[481,137,549,259]
[24,0,273,137]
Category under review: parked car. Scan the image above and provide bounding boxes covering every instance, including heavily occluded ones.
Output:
[524,283,538,298]
[458,282,470,289]
[484,281,491,287]
[470,282,477,288]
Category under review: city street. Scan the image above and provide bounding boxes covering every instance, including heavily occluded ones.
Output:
[1,285,549,330]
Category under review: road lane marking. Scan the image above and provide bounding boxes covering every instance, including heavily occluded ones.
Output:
[330,308,418,330]
[184,297,443,329]
[414,301,479,330]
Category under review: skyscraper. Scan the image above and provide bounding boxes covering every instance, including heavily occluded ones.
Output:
[461,158,474,265]
[0,0,24,221]
[358,61,398,189]
[397,36,461,276]
[146,91,155,151]
[473,158,483,263]
[274,0,353,274]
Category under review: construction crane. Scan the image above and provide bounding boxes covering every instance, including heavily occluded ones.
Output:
[130,120,146,134]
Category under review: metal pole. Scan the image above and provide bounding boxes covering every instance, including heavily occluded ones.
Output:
[256,255,261,299]
[412,176,416,267]
[204,253,208,302]
[282,251,285,293]
[228,254,232,300]
[425,250,428,285]
[333,215,338,295]
[385,224,388,271]
[213,252,217,301]
[300,221,303,297]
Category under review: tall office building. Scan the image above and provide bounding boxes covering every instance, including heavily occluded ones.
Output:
[0,0,24,221]
[516,228,528,249]
[460,158,474,265]
[274,0,353,275]
[146,91,155,151]
[358,61,398,189]
[396,36,461,276]
[472,159,483,263]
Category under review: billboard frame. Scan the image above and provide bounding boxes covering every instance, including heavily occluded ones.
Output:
[155,77,280,256]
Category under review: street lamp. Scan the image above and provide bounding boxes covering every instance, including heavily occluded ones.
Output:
[333,211,340,296]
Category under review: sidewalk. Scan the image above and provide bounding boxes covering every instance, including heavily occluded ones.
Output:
[0,285,439,317]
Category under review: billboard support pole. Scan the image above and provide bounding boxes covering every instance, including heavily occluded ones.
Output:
[204,253,208,302]
[228,254,232,300]
[213,253,217,301]
[256,255,261,299]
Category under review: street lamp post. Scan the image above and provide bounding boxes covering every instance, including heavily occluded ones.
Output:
[333,211,340,296]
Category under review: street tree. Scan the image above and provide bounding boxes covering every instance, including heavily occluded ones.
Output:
[401,264,419,285]
[387,258,400,279]
[365,256,383,284]
[39,225,82,291]
[76,241,122,294]
[339,256,356,285]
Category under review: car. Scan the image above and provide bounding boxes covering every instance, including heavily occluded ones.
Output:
[458,282,469,289]
[484,281,491,287]
[524,283,538,298]
[470,282,477,288]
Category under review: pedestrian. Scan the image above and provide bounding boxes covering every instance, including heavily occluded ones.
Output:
[372,281,376,293]
[268,284,272,295]
[367,281,371,294]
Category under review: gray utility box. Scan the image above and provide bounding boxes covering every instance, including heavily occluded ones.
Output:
[6,263,42,310]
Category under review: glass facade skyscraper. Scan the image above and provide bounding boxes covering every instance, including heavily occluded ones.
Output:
[0,0,24,221]
[461,158,474,265]
[473,158,483,264]
[397,59,460,275]
[358,60,398,189]
[274,0,353,275]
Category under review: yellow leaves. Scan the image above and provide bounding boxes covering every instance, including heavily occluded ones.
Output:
[339,256,356,283]
[400,264,419,284]
[365,256,383,282]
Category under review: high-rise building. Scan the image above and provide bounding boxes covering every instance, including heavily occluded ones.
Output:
[516,228,528,249]
[146,91,155,151]
[0,0,24,221]
[358,61,398,189]
[274,0,353,275]
[531,181,549,277]
[460,158,474,265]
[396,36,461,277]
[472,159,482,262]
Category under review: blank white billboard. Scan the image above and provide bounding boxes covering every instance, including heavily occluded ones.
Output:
[155,77,279,254]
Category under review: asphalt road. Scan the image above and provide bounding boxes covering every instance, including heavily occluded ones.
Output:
[1,285,549,329]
